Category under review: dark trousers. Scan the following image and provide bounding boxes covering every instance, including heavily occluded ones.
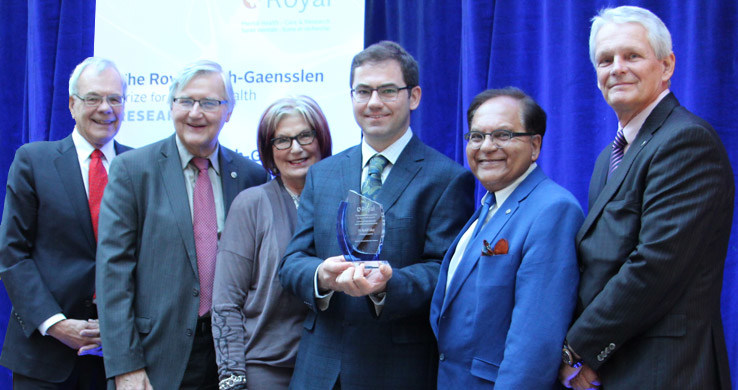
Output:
[180,316,218,390]
[13,355,106,390]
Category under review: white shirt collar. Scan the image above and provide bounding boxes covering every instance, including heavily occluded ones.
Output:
[484,162,538,208]
[175,134,220,174]
[361,127,413,167]
[71,127,116,162]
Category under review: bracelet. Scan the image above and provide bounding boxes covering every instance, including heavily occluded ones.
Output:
[219,374,247,390]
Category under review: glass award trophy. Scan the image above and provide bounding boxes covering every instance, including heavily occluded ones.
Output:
[336,190,387,268]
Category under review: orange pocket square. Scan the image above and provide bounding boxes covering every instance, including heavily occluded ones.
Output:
[482,238,509,256]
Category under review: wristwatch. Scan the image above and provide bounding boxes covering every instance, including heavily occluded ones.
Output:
[562,340,584,368]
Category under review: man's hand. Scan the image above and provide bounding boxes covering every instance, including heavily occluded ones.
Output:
[116,369,154,390]
[47,319,101,352]
[317,255,356,293]
[335,262,393,297]
[560,362,600,390]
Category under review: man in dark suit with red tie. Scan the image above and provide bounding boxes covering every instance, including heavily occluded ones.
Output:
[559,6,733,389]
[0,57,131,388]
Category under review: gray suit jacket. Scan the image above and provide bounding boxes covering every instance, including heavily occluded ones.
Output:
[0,135,129,382]
[568,93,733,389]
[96,134,267,388]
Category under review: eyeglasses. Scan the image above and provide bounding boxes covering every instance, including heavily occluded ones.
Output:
[350,86,413,103]
[173,97,227,112]
[464,129,537,149]
[74,94,125,107]
[271,130,316,150]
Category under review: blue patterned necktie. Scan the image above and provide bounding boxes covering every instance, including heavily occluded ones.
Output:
[471,193,496,239]
[608,129,627,177]
[361,154,389,200]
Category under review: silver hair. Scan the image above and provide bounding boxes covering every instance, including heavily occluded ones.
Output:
[68,57,127,96]
[167,60,235,114]
[589,6,673,66]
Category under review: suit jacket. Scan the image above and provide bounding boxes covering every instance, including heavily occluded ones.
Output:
[567,93,734,389]
[0,134,130,382]
[279,135,475,389]
[430,166,583,389]
[96,134,267,389]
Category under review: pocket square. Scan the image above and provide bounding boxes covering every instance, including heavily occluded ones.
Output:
[482,238,508,256]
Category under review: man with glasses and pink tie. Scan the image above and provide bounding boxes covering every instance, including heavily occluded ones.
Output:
[0,57,130,389]
[96,60,267,390]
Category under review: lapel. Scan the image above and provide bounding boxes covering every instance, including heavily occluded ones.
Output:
[376,136,423,211]
[340,145,363,196]
[576,93,679,244]
[218,146,239,215]
[441,166,547,313]
[157,134,198,276]
[53,134,96,250]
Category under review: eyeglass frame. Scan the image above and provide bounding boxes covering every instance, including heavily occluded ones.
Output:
[271,130,317,150]
[464,129,538,149]
[350,85,414,103]
[173,97,228,112]
[73,94,125,107]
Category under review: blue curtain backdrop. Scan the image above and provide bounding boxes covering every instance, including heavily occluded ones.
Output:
[1,0,736,386]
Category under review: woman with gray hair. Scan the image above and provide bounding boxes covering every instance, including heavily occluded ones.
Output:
[211,95,332,390]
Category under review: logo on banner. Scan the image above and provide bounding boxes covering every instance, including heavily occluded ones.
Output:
[241,0,332,12]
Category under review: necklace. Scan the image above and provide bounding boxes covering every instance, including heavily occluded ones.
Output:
[285,187,300,209]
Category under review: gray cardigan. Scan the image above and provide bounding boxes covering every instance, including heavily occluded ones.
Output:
[211,178,307,384]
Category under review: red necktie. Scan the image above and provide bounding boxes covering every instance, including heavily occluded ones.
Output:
[88,149,108,241]
[192,157,218,316]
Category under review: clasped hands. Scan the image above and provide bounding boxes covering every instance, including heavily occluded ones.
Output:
[317,255,393,297]
[47,318,101,355]
[559,362,601,390]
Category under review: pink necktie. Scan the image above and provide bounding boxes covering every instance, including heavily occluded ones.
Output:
[88,149,107,241]
[192,157,218,316]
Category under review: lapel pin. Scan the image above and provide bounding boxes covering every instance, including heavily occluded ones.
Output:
[641,140,647,146]
[231,172,237,179]
[505,209,511,214]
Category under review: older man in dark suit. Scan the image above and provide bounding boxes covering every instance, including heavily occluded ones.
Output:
[96,60,267,390]
[560,6,733,389]
[0,57,130,389]
[279,41,475,389]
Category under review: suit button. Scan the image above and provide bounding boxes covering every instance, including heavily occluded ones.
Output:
[193,289,199,297]
[609,343,616,350]
[597,355,604,362]
[186,329,193,337]
[439,353,445,361]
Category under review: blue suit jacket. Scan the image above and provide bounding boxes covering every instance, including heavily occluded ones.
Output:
[0,134,130,382]
[430,166,583,389]
[96,134,267,388]
[279,135,475,389]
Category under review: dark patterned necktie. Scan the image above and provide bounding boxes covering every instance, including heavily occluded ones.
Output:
[192,157,218,316]
[88,149,107,241]
[361,154,389,200]
[608,129,627,177]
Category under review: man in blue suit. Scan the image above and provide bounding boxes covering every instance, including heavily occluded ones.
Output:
[0,57,130,388]
[430,88,583,388]
[279,41,475,389]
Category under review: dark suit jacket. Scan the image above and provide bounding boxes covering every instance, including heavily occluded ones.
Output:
[95,134,267,388]
[0,134,130,382]
[430,166,583,389]
[567,93,734,389]
[279,135,475,390]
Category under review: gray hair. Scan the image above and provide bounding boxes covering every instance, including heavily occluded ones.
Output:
[589,6,673,66]
[168,60,235,114]
[68,57,127,96]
